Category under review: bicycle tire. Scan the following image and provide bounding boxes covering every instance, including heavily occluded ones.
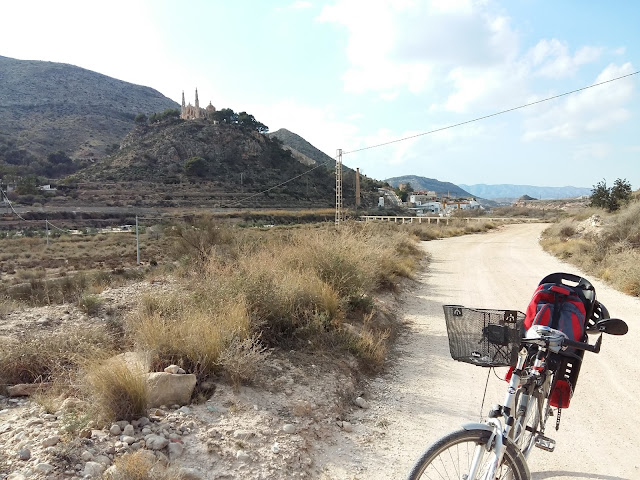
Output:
[513,386,542,457]
[406,428,529,480]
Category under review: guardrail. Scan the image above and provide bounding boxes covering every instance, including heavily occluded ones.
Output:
[360,216,543,225]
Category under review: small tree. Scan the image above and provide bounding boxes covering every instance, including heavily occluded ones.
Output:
[134,113,147,124]
[590,178,633,212]
[184,156,208,177]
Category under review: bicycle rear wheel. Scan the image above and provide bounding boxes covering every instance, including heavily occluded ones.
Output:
[406,428,529,480]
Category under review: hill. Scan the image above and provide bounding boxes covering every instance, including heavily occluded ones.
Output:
[459,183,591,201]
[385,175,475,197]
[268,128,340,170]
[0,55,178,164]
[64,118,379,209]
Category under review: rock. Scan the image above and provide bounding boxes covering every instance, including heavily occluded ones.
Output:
[116,420,129,430]
[342,421,353,433]
[164,364,186,374]
[42,435,60,447]
[282,423,296,434]
[83,461,106,478]
[17,448,31,460]
[236,450,250,462]
[7,474,27,480]
[167,441,184,460]
[146,372,197,408]
[233,429,254,439]
[177,406,191,415]
[109,424,122,436]
[6,383,50,397]
[122,424,135,436]
[81,450,93,462]
[355,396,370,409]
[137,416,150,427]
[95,455,112,466]
[121,435,136,445]
[272,442,280,454]
[145,434,169,450]
[179,467,204,480]
[35,462,55,474]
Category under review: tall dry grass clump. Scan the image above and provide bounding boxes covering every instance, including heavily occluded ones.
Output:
[0,327,116,387]
[82,357,148,423]
[126,294,251,379]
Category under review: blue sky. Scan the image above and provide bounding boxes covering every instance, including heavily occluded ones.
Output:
[1,0,638,188]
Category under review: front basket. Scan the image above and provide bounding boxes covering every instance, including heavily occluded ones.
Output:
[443,305,525,367]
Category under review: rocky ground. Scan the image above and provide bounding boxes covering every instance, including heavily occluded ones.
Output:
[0,279,383,480]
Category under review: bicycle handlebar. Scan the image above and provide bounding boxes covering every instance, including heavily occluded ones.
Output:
[561,334,602,354]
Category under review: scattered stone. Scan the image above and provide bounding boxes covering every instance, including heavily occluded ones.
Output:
[122,424,135,436]
[109,424,122,436]
[164,364,186,374]
[177,406,191,415]
[7,383,50,397]
[7,473,27,480]
[35,462,55,474]
[236,450,250,462]
[95,455,112,466]
[355,396,370,409]
[121,435,136,445]
[282,423,296,434]
[83,461,106,478]
[145,434,169,450]
[167,441,184,460]
[17,447,31,460]
[272,442,280,454]
[233,429,254,439]
[81,450,93,462]
[42,435,60,447]
[137,416,150,427]
[179,467,204,480]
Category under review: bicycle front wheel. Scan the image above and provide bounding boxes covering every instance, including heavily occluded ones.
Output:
[406,428,529,480]
[513,387,542,458]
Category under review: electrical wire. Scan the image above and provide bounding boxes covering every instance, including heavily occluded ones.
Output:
[343,70,639,155]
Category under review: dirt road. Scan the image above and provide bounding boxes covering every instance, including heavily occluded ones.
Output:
[318,223,640,479]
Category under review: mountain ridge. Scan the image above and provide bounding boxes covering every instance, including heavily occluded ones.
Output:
[459,183,592,200]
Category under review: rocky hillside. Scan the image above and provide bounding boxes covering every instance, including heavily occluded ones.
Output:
[0,55,178,162]
[268,128,340,170]
[385,175,474,197]
[70,118,373,208]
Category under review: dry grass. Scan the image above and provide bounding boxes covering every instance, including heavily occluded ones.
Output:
[541,200,640,296]
[82,356,149,423]
[218,333,271,390]
[104,450,180,480]
[0,327,116,387]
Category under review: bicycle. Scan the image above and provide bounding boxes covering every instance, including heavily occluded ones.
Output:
[406,273,629,480]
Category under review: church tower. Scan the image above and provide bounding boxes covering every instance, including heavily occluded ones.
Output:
[181,91,186,118]
[195,88,200,118]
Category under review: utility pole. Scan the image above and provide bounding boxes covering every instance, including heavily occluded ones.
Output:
[136,215,140,265]
[355,167,361,208]
[46,219,49,246]
[335,149,343,226]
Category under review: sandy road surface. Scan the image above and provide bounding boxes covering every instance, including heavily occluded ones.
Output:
[318,223,640,480]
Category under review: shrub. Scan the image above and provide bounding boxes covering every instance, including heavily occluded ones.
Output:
[218,333,271,390]
[78,293,103,316]
[83,357,148,423]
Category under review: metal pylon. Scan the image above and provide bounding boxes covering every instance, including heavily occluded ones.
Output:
[335,149,343,226]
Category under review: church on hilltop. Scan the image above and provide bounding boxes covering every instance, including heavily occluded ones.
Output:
[180,89,216,120]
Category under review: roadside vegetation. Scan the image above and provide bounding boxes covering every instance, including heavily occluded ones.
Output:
[0,215,501,428]
[541,181,640,296]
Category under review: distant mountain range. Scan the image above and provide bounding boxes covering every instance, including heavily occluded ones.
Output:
[459,184,592,200]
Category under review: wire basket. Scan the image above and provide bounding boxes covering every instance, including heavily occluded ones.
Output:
[443,305,525,367]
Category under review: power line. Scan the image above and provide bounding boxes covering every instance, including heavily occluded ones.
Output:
[343,70,640,155]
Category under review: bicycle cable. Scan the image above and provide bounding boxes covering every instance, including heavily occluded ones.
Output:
[479,367,493,421]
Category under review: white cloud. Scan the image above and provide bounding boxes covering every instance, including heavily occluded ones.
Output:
[523,63,636,141]
[290,1,313,9]
[572,143,611,161]
[526,39,603,78]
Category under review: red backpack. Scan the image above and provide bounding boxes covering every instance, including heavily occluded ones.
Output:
[524,283,587,341]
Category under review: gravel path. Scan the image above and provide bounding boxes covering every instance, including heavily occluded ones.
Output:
[317,223,640,479]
